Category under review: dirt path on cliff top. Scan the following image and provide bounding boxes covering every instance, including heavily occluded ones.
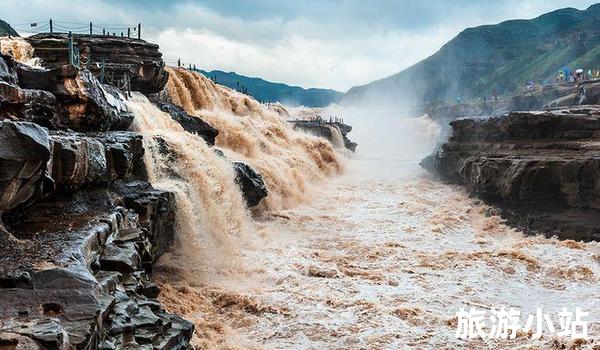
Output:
[156,156,600,349]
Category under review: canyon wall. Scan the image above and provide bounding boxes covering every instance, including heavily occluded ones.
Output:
[422,106,600,241]
[0,42,193,348]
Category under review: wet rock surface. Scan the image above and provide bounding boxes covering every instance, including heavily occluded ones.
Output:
[0,152,191,348]
[26,33,168,94]
[422,106,600,240]
[0,121,51,213]
[152,99,219,146]
[0,124,192,347]
[0,54,132,131]
[1,203,192,349]
[290,120,358,151]
[233,161,268,207]
[17,63,133,131]
[0,47,193,347]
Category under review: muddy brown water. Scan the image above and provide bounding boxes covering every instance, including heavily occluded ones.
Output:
[156,157,600,349]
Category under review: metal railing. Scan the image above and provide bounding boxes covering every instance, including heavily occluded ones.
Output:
[9,19,142,39]
[66,31,131,98]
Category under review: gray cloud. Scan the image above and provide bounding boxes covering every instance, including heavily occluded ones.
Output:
[2,0,598,90]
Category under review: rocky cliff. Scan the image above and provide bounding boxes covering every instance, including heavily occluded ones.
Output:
[26,33,168,94]
[0,45,196,347]
[422,106,600,241]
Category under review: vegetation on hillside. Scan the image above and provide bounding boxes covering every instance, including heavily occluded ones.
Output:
[344,4,600,108]
[200,69,343,107]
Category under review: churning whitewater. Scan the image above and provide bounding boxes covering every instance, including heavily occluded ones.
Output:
[125,69,600,349]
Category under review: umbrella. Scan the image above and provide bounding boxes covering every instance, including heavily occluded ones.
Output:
[576,68,584,74]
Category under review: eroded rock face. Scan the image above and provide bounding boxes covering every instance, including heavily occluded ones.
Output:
[0,55,58,125]
[422,106,600,240]
[0,126,190,348]
[233,162,268,207]
[151,99,219,146]
[26,33,168,94]
[0,121,51,214]
[1,199,191,349]
[0,54,132,131]
[0,34,196,348]
[50,131,146,191]
[17,63,133,131]
[290,120,358,152]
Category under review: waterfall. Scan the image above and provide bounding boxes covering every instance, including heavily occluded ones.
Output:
[327,125,345,148]
[127,93,251,273]
[0,36,41,67]
[124,67,343,271]
[163,67,343,210]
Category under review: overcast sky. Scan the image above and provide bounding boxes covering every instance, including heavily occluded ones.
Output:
[3,0,599,91]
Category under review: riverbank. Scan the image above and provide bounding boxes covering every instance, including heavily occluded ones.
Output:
[422,106,600,240]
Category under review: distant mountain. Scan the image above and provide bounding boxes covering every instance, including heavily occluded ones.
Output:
[343,4,600,111]
[199,69,342,107]
[0,19,18,36]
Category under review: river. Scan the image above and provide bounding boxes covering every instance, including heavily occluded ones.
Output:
[139,73,600,349]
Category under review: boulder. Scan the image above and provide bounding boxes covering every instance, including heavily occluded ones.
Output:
[0,55,58,126]
[49,131,146,191]
[151,99,219,146]
[0,54,18,84]
[111,180,176,259]
[233,162,268,207]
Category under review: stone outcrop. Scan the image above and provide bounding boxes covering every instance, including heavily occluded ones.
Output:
[26,33,168,94]
[17,63,133,131]
[233,162,268,207]
[0,54,133,131]
[0,124,146,217]
[0,118,193,348]
[151,99,219,146]
[0,40,194,347]
[1,196,191,349]
[0,121,51,214]
[49,131,146,191]
[290,120,358,152]
[422,106,600,240]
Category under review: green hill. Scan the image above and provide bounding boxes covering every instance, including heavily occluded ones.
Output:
[0,19,18,36]
[199,69,342,107]
[343,4,600,111]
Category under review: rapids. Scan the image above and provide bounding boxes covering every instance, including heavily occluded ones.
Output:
[129,69,600,349]
[164,67,342,210]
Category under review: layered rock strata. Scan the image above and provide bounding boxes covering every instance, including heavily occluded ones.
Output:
[422,106,600,240]
[26,34,168,94]
[0,47,193,347]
